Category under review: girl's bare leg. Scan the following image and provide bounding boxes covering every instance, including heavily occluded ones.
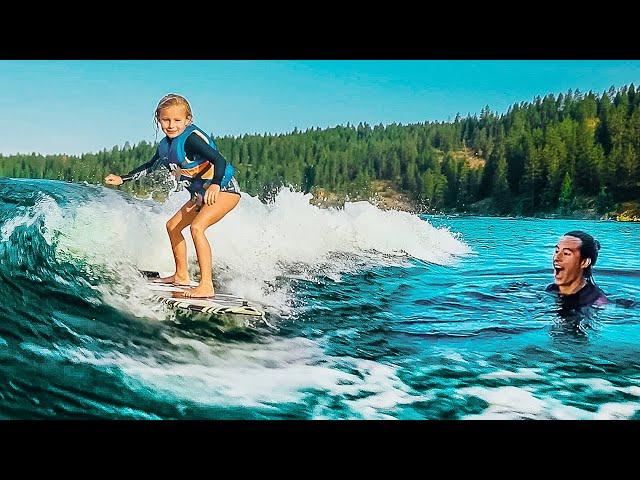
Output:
[159,198,199,285]
[182,192,240,297]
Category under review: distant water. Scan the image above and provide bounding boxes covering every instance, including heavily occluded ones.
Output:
[1,177,639,419]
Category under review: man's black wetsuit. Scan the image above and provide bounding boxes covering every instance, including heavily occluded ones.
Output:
[545,281,608,309]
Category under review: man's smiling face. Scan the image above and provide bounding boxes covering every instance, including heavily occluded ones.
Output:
[553,235,590,292]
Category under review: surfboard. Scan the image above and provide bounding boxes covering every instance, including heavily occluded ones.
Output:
[140,270,265,317]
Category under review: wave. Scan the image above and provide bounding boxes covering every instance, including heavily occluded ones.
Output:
[0,178,471,317]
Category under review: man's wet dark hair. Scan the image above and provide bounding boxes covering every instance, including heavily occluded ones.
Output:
[563,230,601,282]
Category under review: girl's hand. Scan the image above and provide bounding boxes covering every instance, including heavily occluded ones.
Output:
[204,184,221,205]
[171,167,183,180]
[105,174,123,186]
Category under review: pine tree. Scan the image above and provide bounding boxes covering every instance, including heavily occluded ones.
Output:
[558,172,574,214]
[492,154,511,213]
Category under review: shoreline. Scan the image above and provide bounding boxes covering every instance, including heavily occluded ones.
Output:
[310,182,640,222]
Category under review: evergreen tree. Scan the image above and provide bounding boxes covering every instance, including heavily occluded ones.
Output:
[558,172,574,214]
[492,154,511,213]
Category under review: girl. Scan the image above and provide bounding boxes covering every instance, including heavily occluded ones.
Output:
[105,93,240,299]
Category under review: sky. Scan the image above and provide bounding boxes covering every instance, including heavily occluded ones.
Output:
[1,60,639,156]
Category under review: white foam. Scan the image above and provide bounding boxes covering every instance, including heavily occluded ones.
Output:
[460,383,640,420]
[62,335,423,418]
[479,368,543,380]
[96,283,170,321]
[565,377,616,393]
[620,386,640,397]
[566,378,640,399]
[460,386,594,420]
[443,351,468,363]
[461,386,545,418]
[1,192,62,240]
[594,402,640,420]
[336,361,431,419]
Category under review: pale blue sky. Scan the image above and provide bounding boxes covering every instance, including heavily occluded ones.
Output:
[1,60,639,156]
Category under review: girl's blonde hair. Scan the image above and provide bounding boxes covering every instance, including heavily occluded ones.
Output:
[153,93,193,134]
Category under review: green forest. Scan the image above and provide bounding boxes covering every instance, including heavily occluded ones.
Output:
[1,84,639,216]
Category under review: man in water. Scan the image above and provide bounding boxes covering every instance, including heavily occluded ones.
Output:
[546,230,608,309]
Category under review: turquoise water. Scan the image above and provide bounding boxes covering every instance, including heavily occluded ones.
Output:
[1,178,639,419]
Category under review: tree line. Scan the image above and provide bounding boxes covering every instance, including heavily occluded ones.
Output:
[1,84,638,214]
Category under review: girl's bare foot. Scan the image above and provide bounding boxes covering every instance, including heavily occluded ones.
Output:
[154,273,191,286]
[181,283,215,299]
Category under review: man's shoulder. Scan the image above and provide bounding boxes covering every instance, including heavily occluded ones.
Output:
[590,284,609,305]
[545,283,559,293]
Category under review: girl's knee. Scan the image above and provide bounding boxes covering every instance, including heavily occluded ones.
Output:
[190,222,205,236]
[166,219,185,235]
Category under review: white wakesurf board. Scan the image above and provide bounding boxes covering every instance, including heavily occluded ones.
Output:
[140,270,265,317]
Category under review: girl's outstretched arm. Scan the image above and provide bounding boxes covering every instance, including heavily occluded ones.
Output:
[104,152,160,186]
[119,152,161,182]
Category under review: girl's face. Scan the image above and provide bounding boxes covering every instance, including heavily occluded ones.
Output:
[157,105,192,138]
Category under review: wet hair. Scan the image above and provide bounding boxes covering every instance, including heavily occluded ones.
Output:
[153,93,193,135]
[563,230,601,282]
